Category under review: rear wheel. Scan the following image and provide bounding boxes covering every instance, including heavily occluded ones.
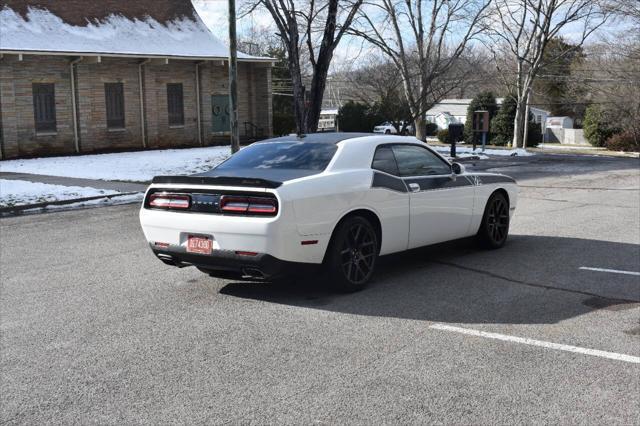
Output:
[477,192,510,249]
[325,216,378,292]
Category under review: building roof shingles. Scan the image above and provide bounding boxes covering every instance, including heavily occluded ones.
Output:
[0,0,270,61]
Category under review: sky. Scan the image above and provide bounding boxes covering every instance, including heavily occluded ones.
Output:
[192,0,378,70]
[192,0,630,71]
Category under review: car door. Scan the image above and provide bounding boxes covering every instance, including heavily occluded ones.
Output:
[370,145,411,255]
[390,144,475,249]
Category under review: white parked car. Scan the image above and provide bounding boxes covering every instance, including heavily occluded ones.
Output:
[139,133,517,291]
[373,121,412,135]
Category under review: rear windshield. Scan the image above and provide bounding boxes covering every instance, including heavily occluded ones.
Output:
[215,142,338,171]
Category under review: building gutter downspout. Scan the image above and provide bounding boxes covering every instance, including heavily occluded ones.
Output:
[139,59,150,148]
[70,57,82,153]
[195,61,205,146]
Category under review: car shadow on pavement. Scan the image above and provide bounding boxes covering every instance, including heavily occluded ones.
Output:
[219,235,640,325]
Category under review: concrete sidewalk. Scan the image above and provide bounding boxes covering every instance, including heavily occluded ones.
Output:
[0,172,148,192]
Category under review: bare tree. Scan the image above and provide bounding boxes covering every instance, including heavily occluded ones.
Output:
[489,0,609,148]
[349,0,492,141]
[337,58,403,104]
[243,0,363,134]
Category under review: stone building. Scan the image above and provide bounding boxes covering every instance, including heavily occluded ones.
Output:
[0,0,273,159]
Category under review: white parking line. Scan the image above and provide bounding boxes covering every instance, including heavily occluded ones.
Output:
[429,324,640,364]
[579,267,640,277]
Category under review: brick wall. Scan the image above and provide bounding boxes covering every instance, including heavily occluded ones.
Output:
[0,54,273,159]
[0,55,75,158]
[76,57,143,152]
[144,61,199,148]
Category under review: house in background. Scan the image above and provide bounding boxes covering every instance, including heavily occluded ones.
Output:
[0,0,273,159]
[426,98,551,131]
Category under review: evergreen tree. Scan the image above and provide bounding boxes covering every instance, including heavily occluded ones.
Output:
[491,97,517,146]
[463,92,498,144]
[491,96,543,147]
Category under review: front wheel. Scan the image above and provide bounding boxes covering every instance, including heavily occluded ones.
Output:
[477,192,510,249]
[325,216,378,292]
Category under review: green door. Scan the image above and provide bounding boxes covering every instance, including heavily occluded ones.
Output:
[212,95,230,132]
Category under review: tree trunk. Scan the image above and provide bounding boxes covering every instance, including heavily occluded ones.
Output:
[511,99,526,149]
[522,102,530,149]
[415,115,427,141]
[305,62,332,133]
[287,53,306,135]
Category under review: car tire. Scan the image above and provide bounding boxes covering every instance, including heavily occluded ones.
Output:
[477,192,510,249]
[385,130,391,134]
[325,216,379,292]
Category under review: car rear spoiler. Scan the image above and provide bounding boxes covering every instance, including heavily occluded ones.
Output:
[151,175,283,188]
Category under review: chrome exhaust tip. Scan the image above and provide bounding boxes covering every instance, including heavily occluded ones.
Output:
[242,267,266,280]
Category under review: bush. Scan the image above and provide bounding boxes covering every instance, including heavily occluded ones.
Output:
[605,131,640,152]
[273,113,296,136]
[437,128,449,143]
[337,101,382,132]
[526,121,543,147]
[425,122,438,136]
[583,105,618,147]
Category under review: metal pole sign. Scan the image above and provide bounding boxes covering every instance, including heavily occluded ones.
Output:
[472,110,490,152]
[228,0,239,153]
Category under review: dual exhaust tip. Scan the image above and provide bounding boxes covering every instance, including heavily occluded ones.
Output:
[156,253,266,279]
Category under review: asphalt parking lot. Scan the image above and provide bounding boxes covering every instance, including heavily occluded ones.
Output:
[1,153,639,424]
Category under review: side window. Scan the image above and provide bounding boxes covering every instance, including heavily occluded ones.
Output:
[105,83,125,129]
[391,145,451,177]
[372,146,399,175]
[167,83,184,126]
[33,83,56,133]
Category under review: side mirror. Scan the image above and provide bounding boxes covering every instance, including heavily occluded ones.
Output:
[451,162,465,175]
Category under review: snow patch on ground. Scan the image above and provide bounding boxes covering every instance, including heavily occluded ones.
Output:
[22,193,144,214]
[0,146,231,182]
[0,179,119,207]
[431,146,534,157]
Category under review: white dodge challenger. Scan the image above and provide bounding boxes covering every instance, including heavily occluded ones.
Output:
[140,133,517,291]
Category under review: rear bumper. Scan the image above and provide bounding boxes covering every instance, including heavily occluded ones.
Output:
[150,244,313,280]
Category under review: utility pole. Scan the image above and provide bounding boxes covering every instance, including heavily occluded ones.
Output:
[228,0,239,153]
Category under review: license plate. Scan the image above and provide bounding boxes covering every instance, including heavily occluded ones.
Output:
[186,235,212,254]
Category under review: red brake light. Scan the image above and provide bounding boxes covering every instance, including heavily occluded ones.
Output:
[220,196,250,212]
[220,196,277,216]
[149,193,190,209]
[247,198,277,214]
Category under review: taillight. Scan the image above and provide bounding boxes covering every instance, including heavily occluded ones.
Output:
[149,193,191,209]
[220,195,278,216]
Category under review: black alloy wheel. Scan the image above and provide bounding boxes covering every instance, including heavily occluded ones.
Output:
[326,216,378,291]
[478,192,510,248]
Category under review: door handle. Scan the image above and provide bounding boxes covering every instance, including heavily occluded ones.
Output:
[408,183,420,192]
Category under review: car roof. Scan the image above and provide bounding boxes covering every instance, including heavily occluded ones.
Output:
[257,133,374,145]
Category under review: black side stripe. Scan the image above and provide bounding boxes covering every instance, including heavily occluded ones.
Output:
[372,172,408,192]
[404,176,472,191]
[475,175,517,184]
[371,172,515,193]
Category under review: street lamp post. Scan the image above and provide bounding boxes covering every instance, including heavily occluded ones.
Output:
[228,0,239,153]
